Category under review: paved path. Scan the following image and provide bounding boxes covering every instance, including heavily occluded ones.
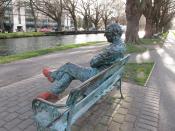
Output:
[0,42,161,131]
[146,31,175,130]
[0,44,106,87]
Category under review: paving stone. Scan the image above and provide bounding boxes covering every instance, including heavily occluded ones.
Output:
[133,127,149,131]
[7,106,20,113]
[142,108,159,115]
[105,108,116,117]
[112,113,125,124]
[94,124,108,131]
[138,118,158,127]
[128,108,140,116]
[99,116,112,126]
[120,122,134,131]
[141,110,159,119]
[19,111,33,120]
[80,124,94,131]
[125,114,136,123]
[0,128,7,131]
[136,122,157,131]
[16,106,31,114]
[117,107,128,115]
[4,118,21,130]
[143,105,159,111]
[124,96,133,102]
[140,114,158,123]
[0,106,8,113]
[108,121,120,131]
[121,101,131,109]
[11,127,22,131]
[18,119,34,130]
[25,125,37,131]
[4,112,19,122]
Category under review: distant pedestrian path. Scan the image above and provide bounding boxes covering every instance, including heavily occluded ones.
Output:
[147,30,175,130]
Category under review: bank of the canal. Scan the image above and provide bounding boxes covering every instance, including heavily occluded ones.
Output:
[0,34,106,56]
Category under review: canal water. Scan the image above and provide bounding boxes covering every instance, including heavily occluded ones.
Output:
[0,34,106,56]
[0,31,145,56]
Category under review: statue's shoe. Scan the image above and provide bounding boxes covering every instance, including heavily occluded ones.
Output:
[42,67,54,82]
[37,92,59,100]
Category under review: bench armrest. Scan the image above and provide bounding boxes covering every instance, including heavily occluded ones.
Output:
[32,98,66,109]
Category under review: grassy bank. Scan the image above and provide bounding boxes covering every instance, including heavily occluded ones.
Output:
[123,62,154,86]
[0,41,147,64]
[126,44,146,53]
[0,32,46,39]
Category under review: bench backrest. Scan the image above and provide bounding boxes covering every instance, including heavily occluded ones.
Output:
[66,55,129,106]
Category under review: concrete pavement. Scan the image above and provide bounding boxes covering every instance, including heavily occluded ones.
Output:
[147,31,175,130]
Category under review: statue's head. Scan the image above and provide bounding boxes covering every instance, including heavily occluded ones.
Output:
[105,23,123,43]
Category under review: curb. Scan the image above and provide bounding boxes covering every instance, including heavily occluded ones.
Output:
[144,62,156,87]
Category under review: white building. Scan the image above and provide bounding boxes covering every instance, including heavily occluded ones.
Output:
[4,0,72,32]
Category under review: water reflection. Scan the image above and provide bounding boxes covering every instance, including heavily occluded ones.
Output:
[0,34,106,56]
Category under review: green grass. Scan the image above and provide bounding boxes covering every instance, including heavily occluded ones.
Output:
[173,32,175,38]
[0,32,46,39]
[123,63,154,86]
[140,38,162,45]
[0,41,104,64]
[126,44,147,53]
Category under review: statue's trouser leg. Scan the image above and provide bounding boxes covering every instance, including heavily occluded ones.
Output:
[50,73,74,94]
[51,62,99,82]
[49,63,99,94]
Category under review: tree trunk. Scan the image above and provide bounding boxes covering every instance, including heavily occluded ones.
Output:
[30,0,37,32]
[94,24,98,31]
[144,18,155,38]
[73,17,77,31]
[83,15,89,31]
[57,18,62,31]
[125,0,142,43]
[103,18,107,30]
[0,14,5,32]
[125,17,140,43]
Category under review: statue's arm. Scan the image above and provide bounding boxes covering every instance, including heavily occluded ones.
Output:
[90,50,112,68]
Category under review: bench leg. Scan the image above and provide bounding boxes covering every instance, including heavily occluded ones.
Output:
[119,79,124,99]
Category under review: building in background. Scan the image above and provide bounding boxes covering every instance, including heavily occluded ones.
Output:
[4,0,72,32]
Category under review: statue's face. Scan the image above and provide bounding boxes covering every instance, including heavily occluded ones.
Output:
[104,31,113,42]
[105,23,123,43]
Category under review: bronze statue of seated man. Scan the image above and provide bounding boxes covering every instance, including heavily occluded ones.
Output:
[37,23,126,100]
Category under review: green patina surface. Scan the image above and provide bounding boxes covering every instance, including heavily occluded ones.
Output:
[123,62,154,86]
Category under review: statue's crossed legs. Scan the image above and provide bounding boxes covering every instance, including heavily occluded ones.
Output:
[40,62,99,99]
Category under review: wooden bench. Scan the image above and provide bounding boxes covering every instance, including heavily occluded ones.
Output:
[32,54,130,131]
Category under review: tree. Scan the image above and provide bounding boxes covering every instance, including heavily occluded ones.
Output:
[112,0,125,23]
[0,0,11,32]
[32,0,63,31]
[89,0,102,31]
[156,0,175,32]
[101,0,113,30]
[125,0,145,43]
[63,0,79,31]
[29,0,37,32]
[143,0,175,38]
[77,0,92,31]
